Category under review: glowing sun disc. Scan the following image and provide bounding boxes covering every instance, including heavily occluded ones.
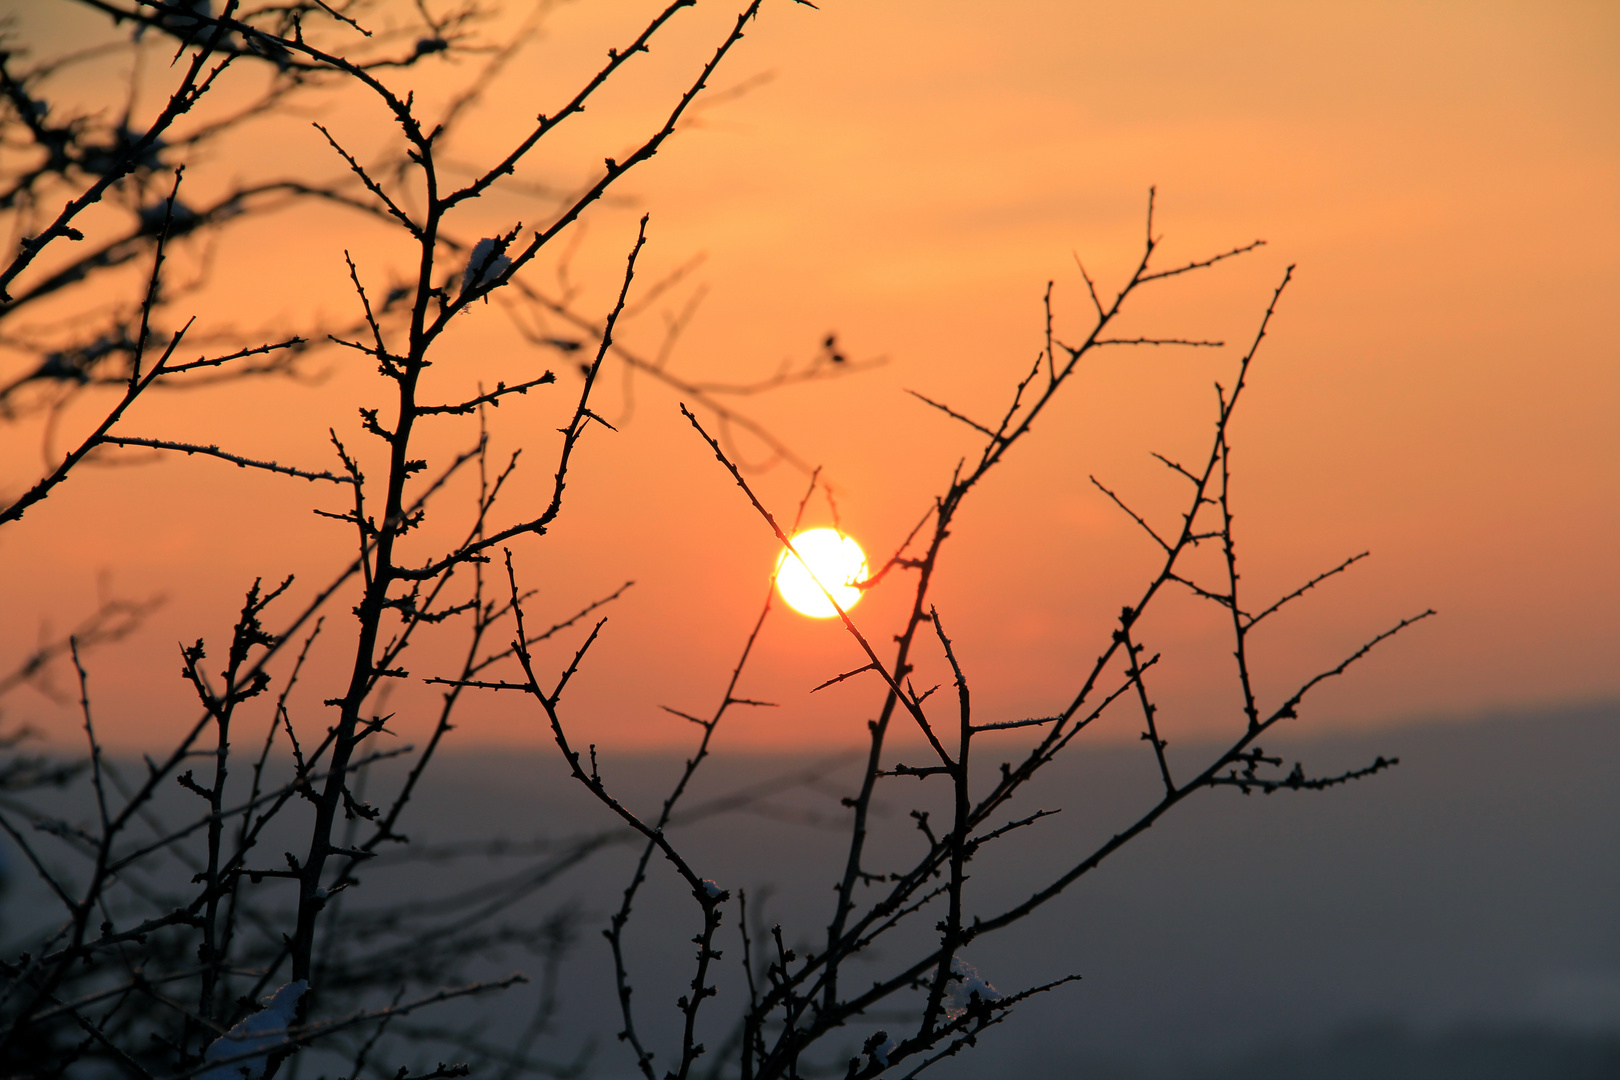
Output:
[775,528,868,618]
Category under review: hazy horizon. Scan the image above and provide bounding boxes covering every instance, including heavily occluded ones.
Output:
[10,698,1612,1077]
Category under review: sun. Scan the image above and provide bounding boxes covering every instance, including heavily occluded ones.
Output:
[775,528,869,618]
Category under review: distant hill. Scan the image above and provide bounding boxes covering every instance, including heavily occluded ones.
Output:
[1053,1022,1620,1080]
[4,699,1614,1078]
[417,699,1620,1078]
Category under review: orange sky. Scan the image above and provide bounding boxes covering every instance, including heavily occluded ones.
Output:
[2,0,1616,754]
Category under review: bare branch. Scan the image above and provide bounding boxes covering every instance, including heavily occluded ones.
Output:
[98,436,358,484]
[905,389,998,439]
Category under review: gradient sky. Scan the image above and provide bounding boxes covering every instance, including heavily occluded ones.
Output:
[2,0,1616,753]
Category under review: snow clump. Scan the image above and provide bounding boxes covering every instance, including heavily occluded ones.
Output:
[198,980,307,1080]
[461,237,512,297]
[944,958,1001,1020]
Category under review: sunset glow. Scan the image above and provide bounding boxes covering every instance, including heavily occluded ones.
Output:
[0,1,1613,753]
[774,529,869,618]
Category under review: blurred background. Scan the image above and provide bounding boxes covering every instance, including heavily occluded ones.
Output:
[11,702,1610,1077]
[1,0,1616,1076]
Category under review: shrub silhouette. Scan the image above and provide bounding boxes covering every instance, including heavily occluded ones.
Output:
[0,3,1430,1078]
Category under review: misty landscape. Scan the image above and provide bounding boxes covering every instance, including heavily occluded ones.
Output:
[10,702,1609,1078]
[370,702,1620,1077]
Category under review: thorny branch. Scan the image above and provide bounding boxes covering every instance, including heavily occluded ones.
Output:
[0,5,1429,1078]
[461,189,1431,1080]
[2,2,851,1077]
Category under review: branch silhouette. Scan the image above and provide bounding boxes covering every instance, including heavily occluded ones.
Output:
[0,6,1428,1080]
